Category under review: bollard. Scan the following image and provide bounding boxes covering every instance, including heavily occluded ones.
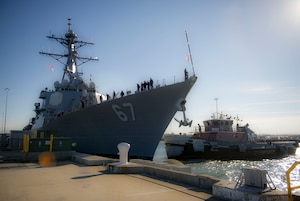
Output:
[117,142,130,164]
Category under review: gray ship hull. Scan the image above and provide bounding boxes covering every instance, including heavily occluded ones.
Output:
[33,76,197,158]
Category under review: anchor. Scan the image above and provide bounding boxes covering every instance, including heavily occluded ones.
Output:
[174,100,193,127]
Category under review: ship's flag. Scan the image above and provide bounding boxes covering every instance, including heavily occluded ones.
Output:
[186,55,189,62]
[49,64,55,72]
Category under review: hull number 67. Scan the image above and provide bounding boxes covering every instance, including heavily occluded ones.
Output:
[112,103,136,122]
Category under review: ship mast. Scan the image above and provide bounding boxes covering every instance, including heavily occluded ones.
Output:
[40,18,98,83]
[185,31,195,76]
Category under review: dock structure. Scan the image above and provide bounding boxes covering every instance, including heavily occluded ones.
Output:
[0,151,296,201]
[0,151,220,201]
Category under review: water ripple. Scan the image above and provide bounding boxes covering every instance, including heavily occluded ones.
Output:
[185,154,300,192]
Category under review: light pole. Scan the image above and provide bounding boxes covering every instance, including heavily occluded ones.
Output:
[4,88,9,134]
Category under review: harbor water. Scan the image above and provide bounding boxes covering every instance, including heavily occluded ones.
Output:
[153,140,300,193]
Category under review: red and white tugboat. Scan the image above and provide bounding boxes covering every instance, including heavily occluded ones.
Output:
[165,111,298,160]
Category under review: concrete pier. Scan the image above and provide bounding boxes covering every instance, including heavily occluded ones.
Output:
[0,151,294,201]
[72,152,116,166]
[108,159,291,201]
[0,151,220,201]
[213,180,288,201]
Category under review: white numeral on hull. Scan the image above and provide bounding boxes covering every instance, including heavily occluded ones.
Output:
[112,103,136,122]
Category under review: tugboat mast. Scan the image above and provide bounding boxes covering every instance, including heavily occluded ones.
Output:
[40,18,98,83]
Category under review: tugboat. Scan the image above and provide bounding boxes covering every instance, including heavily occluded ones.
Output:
[165,111,298,160]
[23,19,197,158]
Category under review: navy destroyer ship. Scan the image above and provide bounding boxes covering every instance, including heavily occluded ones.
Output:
[23,19,197,158]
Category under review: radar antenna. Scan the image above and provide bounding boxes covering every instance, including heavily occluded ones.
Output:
[39,18,99,82]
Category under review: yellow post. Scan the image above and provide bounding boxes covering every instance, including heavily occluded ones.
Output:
[23,134,29,153]
[26,134,29,152]
[23,134,26,152]
[49,134,53,152]
[286,161,300,201]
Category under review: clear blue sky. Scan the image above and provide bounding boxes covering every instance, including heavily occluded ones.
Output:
[1,0,299,134]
